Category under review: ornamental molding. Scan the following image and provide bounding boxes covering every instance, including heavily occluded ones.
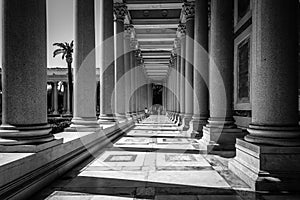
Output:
[177,23,186,35]
[130,39,138,49]
[114,3,128,21]
[124,24,134,38]
[183,2,195,19]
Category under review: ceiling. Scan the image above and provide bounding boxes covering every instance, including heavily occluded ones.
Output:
[115,0,185,83]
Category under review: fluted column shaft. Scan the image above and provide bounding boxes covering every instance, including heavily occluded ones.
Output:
[0,0,53,145]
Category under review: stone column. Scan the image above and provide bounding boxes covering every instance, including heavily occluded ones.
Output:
[135,50,142,117]
[0,0,55,147]
[98,0,117,124]
[178,25,186,126]
[63,82,68,114]
[183,2,195,131]
[148,82,153,110]
[124,25,133,119]
[189,0,209,137]
[167,63,173,117]
[201,0,243,150]
[137,65,142,114]
[53,81,59,115]
[145,80,149,111]
[130,42,138,118]
[114,3,127,121]
[171,56,177,121]
[129,50,136,116]
[50,82,55,113]
[65,82,71,115]
[229,0,300,191]
[69,0,99,131]
[166,77,171,115]
[175,39,181,124]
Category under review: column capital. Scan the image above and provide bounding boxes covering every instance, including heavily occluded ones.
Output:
[174,38,181,49]
[177,24,186,37]
[130,39,139,49]
[183,1,195,20]
[124,24,134,38]
[135,49,142,57]
[114,3,128,22]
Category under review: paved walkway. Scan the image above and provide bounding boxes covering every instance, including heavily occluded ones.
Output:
[32,116,299,200]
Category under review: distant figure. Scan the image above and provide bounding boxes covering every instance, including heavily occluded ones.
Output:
[157,107,162,115]
[144,107,149,118]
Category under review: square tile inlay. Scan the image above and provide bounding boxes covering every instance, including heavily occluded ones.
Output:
[104,154,137,162]
[157,138,190,144]
[156,153,212,167]
[115,137,151,145]
[124,138,147,143]
[165,154,197,162]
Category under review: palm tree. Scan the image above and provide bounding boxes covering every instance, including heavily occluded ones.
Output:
[53,41,74,114]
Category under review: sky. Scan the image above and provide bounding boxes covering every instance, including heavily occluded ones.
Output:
[0,0,75,68]
[47,0,74,68]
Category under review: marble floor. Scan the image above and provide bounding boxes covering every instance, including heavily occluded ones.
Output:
[31,116,300,200]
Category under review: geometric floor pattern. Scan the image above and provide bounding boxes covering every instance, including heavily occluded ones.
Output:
[31,115,300,200]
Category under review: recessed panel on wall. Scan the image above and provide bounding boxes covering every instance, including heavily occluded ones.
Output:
[237,37,250,103]
[234,26,252,110]
[234,0,252,32]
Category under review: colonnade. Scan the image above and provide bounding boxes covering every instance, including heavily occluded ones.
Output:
[0,0,151,145]
[47,81,71,115]
[0,0,299,191]
[164,0,300,190]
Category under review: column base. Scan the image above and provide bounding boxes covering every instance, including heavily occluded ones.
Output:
[63,111,72,117]
[200,122,245,151]
[66,117,101,132]
[53,111,59,115]
[130,113,138,122]
[187,116,208,138]
[0,138,63,153]
[98,114,118,125]
[177,113,185,127]
[229,139,300,191]
[115,113,128,123]
[0,124,54,143]
[126,113,133,121]
[174,113,180,124]
[0,124,60,151]
[170,112,175,121]
[245,124,300,146]
[182,114,193,131]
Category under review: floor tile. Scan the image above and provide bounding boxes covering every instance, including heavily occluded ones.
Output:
[155,195,198,200]
[156,153,212,169]
[88,151,146,167]
[147,171,231,188]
